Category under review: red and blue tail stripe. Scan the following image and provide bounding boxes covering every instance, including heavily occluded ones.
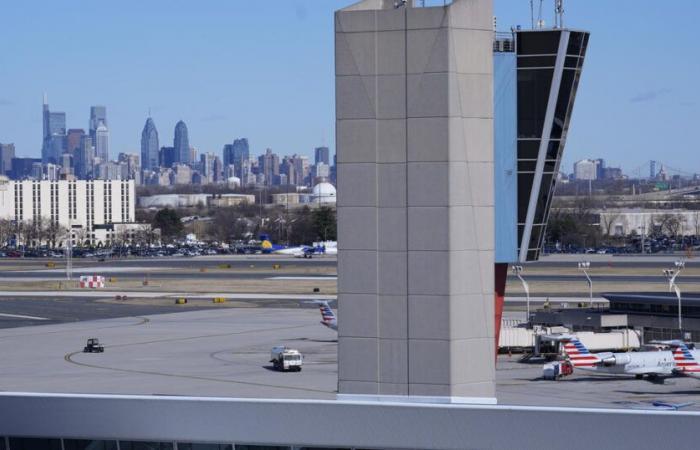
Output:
[672,343,700,374]
[562,338,600,367]
[319,304,335,324]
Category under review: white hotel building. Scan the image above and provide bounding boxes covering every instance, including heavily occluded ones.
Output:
[0,177,137,246]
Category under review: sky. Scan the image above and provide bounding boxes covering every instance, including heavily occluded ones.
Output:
[0,0,698,175]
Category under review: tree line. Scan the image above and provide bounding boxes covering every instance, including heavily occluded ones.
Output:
[146,205,337,245]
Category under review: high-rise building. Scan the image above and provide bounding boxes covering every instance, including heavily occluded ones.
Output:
[118,153,141,181]
[314,146,330,165]
[10,157,40,180]
[230,138,250,178]
[292,154,309,186]
[170,164,192,185]
[74,136,94,179]
[200,152,216,183]
[66,129,85,154]
[141,118,159,170]
[0,143,15,176]
[42,95,67,164]
[159,147,176,168]
[212,156,223,183]
[60,153,73,176]
[95,121,110,162]
[174,121,190,165]
[89,106,107,144]
[258,148,279,186]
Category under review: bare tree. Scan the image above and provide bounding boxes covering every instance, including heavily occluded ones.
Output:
[45,221,66,249]
[663,213,686,238]
[0,219,13,248]
[599,211,620,237]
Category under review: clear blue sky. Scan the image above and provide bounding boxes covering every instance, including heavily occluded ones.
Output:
[0,0,698,176]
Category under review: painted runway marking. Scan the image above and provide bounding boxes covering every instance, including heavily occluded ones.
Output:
[268,276,338,280]
[0,312,49,321]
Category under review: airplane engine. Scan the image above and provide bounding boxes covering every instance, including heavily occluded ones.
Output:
[600,352,631,367]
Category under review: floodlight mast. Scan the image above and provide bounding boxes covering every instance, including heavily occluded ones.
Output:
[578,261,592,307]
[664,260,685,334]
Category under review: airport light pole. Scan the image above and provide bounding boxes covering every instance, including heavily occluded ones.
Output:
[511,265,530,320]
[578,261,593,307]
[663,260,685,334]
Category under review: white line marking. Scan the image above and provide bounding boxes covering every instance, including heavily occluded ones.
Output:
[0,313,49,321]
[268,276,338,280]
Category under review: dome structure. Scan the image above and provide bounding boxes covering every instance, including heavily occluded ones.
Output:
[311,182,336,204]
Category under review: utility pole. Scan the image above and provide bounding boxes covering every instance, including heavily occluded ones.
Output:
[65,219,73,281]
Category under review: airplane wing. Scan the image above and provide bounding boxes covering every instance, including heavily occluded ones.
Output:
[651,401,695,410]
[624,366,675,375]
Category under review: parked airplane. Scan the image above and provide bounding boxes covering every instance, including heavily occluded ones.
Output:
[273,241,338,258]
[310,300,337,331]
[558,335,676,378]
[654,340,700,378]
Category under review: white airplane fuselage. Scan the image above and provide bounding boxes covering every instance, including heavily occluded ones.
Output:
[575,351,676,376]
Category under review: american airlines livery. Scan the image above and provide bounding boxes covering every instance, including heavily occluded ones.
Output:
[559,335,676,378]
[311,300,337,331]
[657,340,700,378]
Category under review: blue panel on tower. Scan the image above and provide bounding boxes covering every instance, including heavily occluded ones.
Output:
[494,51,518,263]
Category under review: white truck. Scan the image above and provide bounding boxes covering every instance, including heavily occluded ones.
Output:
[270,346,303,372]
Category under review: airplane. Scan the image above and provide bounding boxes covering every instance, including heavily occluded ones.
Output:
[557,335,677,379]
[273,246,313,258]
[654,340,700,378]
[309,300,337,331]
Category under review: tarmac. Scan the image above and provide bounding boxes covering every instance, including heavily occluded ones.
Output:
[2,307,700,410]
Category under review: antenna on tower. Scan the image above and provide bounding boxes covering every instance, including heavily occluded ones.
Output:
[554,0,564,29]
[536,0,545,29]
[530,0,534,29]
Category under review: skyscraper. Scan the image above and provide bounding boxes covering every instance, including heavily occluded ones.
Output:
[141,117,159,170]
[258,148,279,186]
[174,121,190,165]
[41,95,67,164]
[200,152,216,183]
[232,138,249,178]
[314,146,330,166]
[75,135,94,179]
[66,129,85,154]
[89,106,107,142]
[95,121,109,162]
[0,143,15,176]
[159,146,176,168]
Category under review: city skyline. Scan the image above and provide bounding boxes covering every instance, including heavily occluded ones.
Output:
[0,1,698,169]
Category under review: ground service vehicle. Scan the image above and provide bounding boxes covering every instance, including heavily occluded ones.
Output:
[83,338,104,353]
[542,360,574,380]
[270,346,303,372]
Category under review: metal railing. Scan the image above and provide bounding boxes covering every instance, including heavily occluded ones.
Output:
[494,32,516,53]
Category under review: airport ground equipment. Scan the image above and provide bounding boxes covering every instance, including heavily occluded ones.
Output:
[542,360,574,380]
[83,338,104,353]
[270,346,303,372]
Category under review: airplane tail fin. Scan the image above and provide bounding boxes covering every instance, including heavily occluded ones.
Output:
[668,341,700,374]
[314,301,336,327]
[560,336,600,367]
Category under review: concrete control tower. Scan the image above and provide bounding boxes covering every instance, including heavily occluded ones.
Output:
[335,0,496,403]
[335,0,589,404]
